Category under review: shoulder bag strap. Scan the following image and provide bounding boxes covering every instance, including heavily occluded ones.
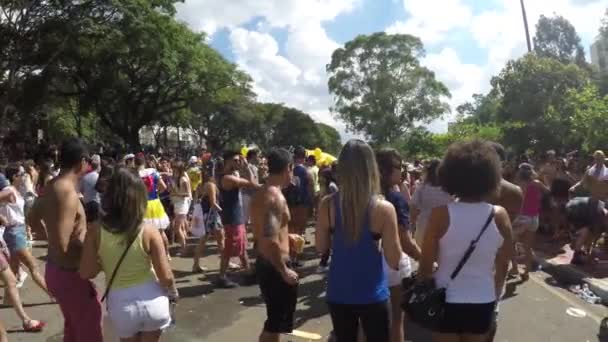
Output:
[449,207,495,280]
[101,232,138,302]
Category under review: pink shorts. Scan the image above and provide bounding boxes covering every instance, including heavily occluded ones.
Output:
[45,262,103,342]
[223,224,247,258]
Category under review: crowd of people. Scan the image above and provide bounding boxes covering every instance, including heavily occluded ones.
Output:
[0,137,606,342]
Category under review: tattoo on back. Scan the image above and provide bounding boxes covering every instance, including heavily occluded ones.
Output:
[263,205,281,238]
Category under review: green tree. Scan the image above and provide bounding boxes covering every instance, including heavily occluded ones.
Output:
[533,14,587,67]
[51,0,211,149]
[491,54,590,152]
[396,127,441,159]
[188,56,255,151]
[326,32,450,145]
[564,84,608,152]
[270,107,323,148]
[315,123,342,155]
[455,93,500,125]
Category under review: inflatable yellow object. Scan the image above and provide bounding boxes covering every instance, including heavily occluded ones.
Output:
[241,146,249,158]
[241,146,336,167]
[306,148,336,167]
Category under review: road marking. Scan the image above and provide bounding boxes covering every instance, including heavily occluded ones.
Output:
[530,274,604,324]
[289,329,322,340]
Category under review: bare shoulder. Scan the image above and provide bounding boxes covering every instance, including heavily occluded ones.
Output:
[374,198,395,214]
[49,178,77,199]
[501,179,522,198]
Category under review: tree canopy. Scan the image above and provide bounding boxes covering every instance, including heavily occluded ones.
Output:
[533,14,587,67]
[327,32,450,145]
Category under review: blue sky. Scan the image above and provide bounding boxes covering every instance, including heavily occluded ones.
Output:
[176,0,606,137]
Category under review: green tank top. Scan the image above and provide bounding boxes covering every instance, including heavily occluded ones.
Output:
[98,227,156,289]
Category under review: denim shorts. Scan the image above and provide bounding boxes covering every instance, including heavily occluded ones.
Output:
[3,224,27,254]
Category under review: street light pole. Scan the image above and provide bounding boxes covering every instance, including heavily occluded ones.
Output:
[520,0,532,52]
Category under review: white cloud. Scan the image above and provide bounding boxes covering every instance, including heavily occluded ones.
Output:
[471,0,606,71]
[423,47,487,132]
[177,0,605,139]
[386,0,472,44]
[386,0,605,133]
[176,0,359,35]
[177,0,359,140]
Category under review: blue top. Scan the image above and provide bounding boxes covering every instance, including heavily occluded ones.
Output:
[219,175,244,226]
[293,164,311,205]
[386,190,410,230]
[327,195,389,304]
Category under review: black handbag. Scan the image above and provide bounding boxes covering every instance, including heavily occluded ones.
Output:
[402,208,495,330]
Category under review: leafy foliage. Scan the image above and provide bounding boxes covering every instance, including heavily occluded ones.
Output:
[327,32,450,145]
[533,15,587,67]
[490,54,589,153]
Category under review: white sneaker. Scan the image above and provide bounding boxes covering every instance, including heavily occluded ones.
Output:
[16,270,28,289]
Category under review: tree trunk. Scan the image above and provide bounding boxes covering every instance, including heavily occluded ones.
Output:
[124,128,141,152]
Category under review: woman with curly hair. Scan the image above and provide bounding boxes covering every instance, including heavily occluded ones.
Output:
[419,140,513,342]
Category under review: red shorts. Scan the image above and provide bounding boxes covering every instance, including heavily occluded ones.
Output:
[223,224,247,258]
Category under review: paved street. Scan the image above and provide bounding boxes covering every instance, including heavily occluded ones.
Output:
[2,229,608,342]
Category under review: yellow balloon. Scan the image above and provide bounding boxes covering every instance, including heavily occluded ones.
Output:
[241,146,249,158]
[314,148,323,159]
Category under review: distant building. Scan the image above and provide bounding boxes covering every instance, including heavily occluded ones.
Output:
[591,35,608,75]
[139,126,201,148]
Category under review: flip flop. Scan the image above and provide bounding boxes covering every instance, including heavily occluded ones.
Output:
[23,320,46,332]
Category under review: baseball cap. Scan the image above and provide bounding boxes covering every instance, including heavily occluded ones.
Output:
[0,173,9,191]
[189,156,198,164]
[123,153,135,161]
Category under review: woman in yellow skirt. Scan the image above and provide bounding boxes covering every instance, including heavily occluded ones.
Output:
[135,154,171,254]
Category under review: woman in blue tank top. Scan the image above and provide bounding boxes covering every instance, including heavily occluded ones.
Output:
[315,139,403,342]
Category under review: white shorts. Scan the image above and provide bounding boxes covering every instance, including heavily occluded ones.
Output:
[385,252,412,287]
[513,215,539,234]
[107,281,171,338]
[173,197,191,216]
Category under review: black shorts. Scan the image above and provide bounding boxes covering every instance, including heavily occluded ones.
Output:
[256,256,298,334]
[84,201,100,223]
[436,302,496,335]
[328,300,390,342]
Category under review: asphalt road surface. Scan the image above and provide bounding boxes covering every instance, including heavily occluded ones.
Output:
[2,229,608,342]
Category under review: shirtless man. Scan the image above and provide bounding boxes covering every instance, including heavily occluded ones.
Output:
[250,148,299,342]
[28,138,103,342]
[487,142,523,342]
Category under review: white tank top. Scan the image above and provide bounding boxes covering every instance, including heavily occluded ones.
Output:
[0,187,25,227]
[434,202,503,304]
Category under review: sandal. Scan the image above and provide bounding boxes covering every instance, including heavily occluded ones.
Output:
[23,320,46,332]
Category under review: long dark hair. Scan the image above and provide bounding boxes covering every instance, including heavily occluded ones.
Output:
[101,167,148,241]
[424,159,441,186]
[38,160,54,188]
[375,148,402,196]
